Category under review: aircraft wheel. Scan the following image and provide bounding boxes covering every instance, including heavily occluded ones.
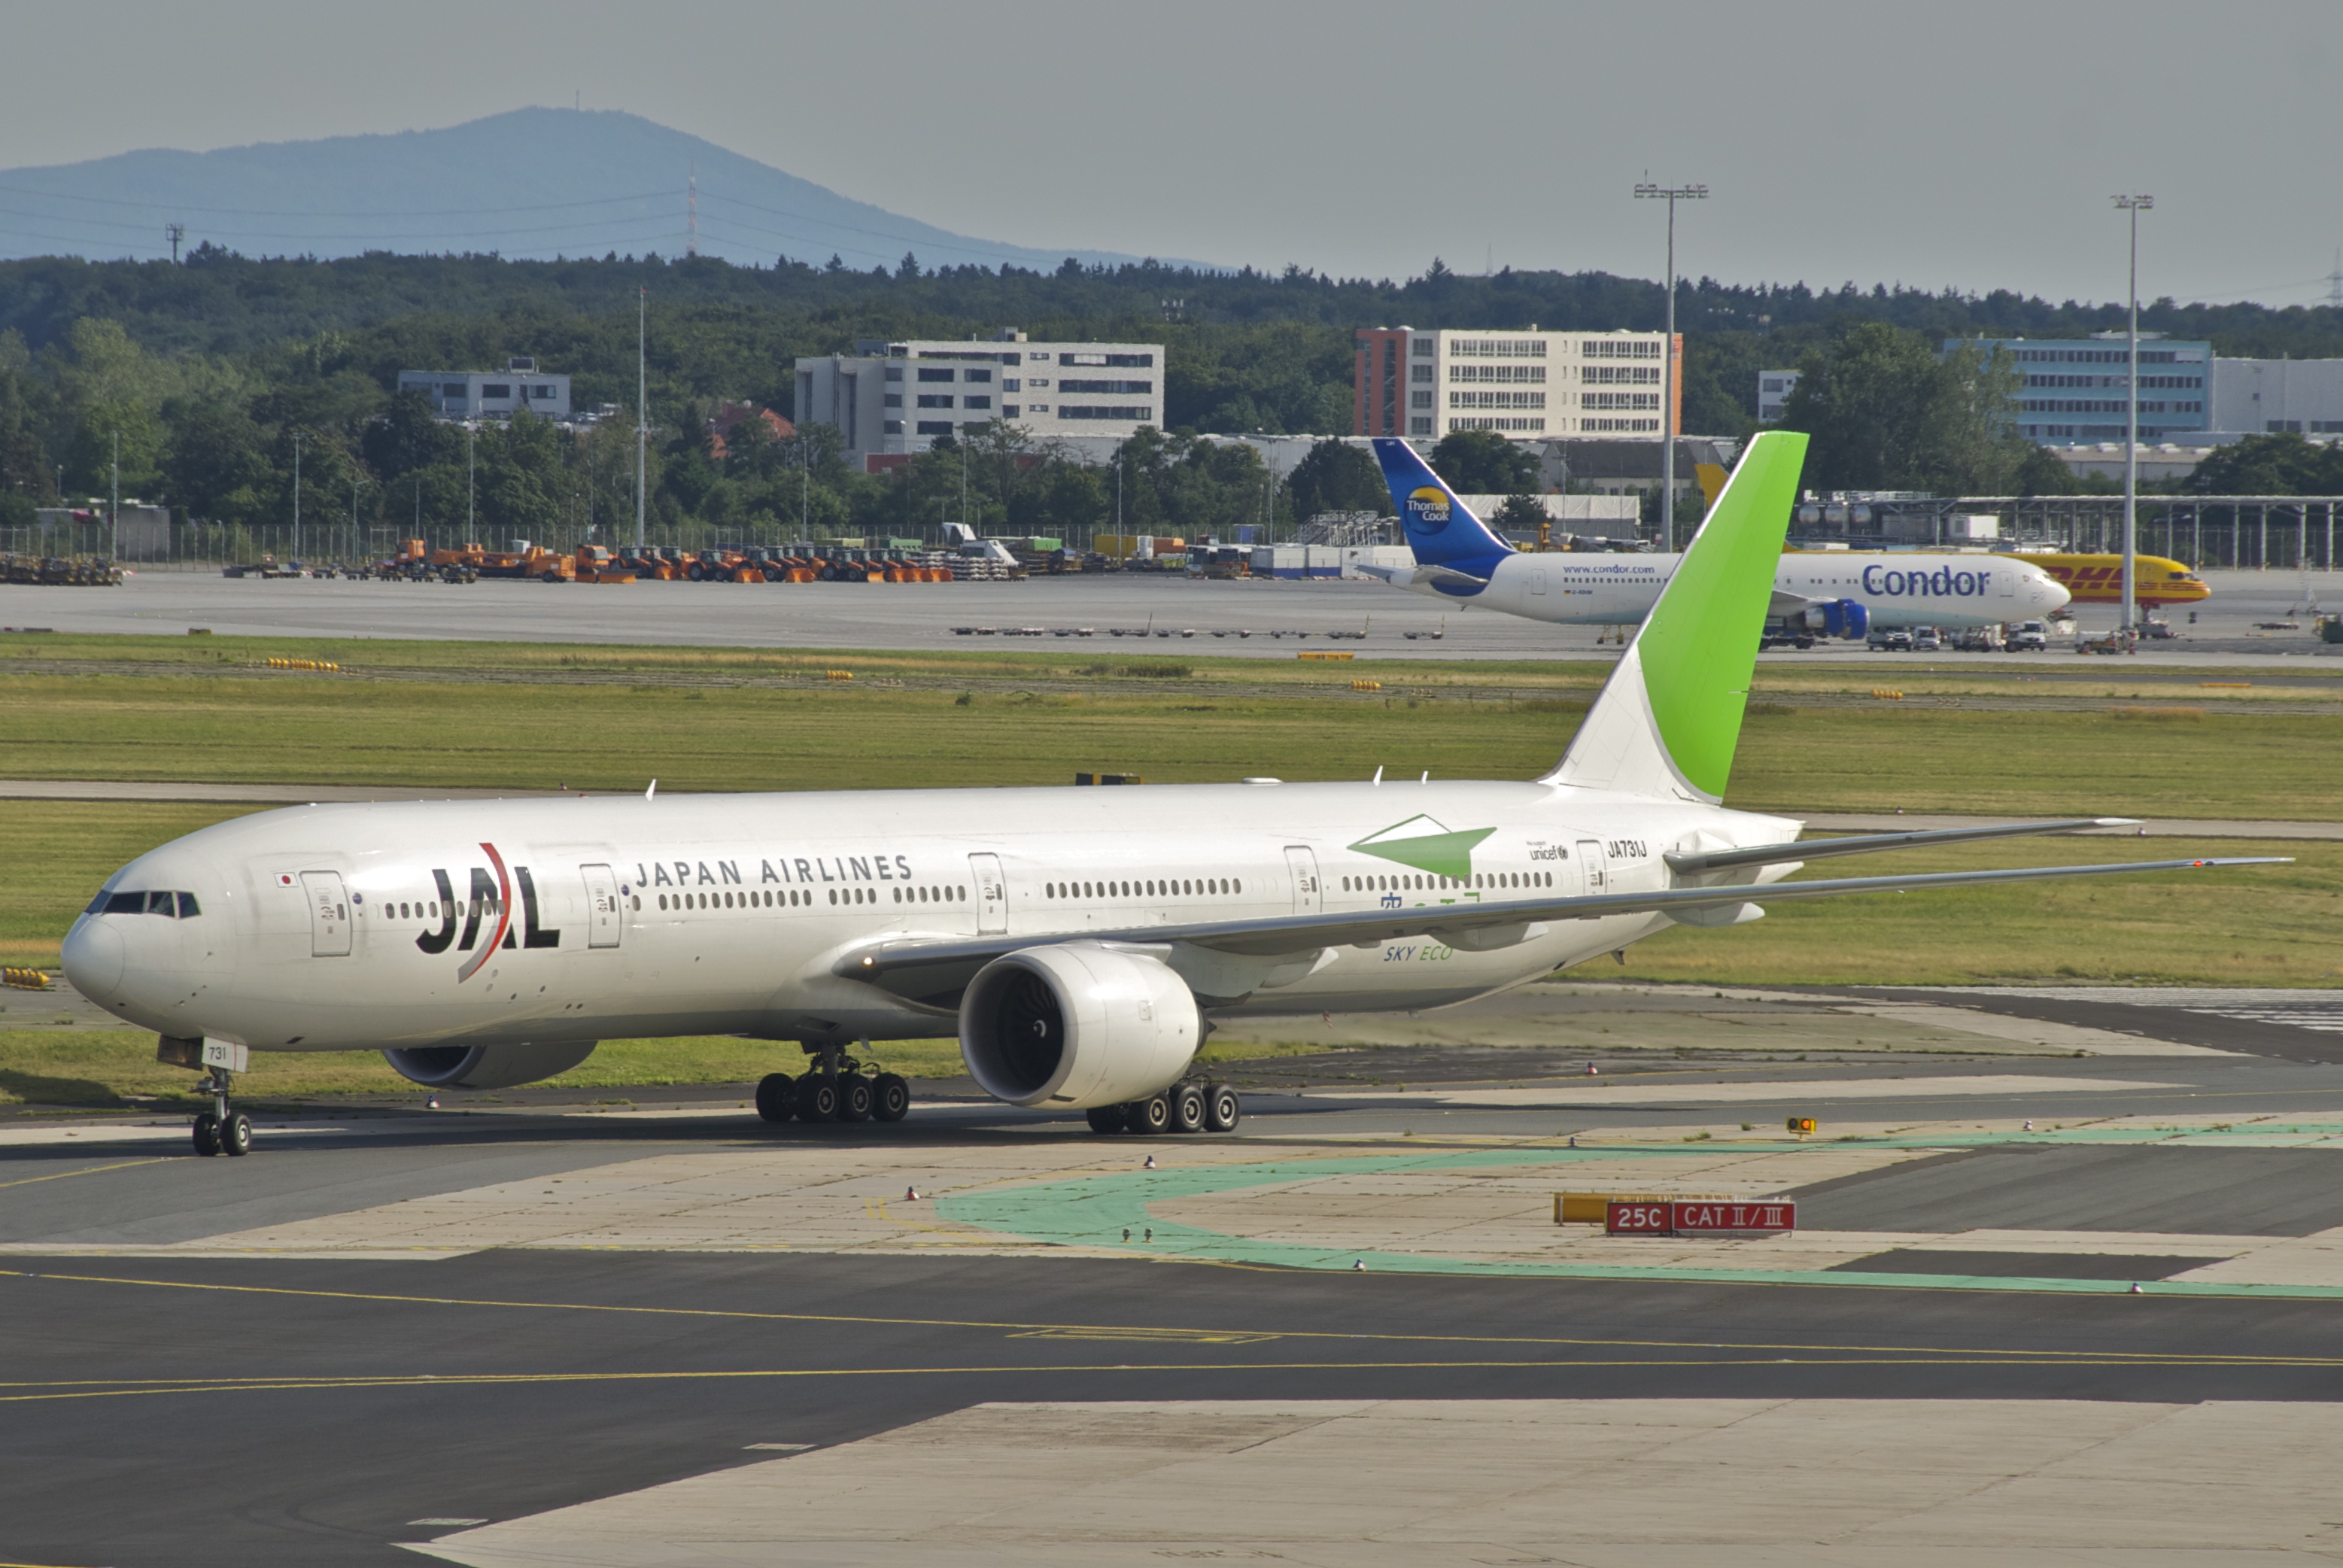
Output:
[754,1072,796,1123]
[191,1113,220,1157]
[1085,1106,1126,1135]
[871,1073,910,1123]
[797,1074,839,1124]
[1203,1082,1241,1133]
[1128,1092,1172,1137]
[837,1072,874,1123]
[1169,1081,1207,1135]
[220,1112,252,1156]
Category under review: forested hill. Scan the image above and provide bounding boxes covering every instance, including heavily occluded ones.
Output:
[4,250,2340,366]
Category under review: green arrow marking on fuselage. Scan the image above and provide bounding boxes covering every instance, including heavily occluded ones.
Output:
[1348,814,1498,880]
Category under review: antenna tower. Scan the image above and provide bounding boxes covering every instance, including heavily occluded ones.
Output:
[686,169,698,259]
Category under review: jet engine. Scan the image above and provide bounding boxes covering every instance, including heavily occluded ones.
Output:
[959,943,1200,1109]
[381,1041,597,1089]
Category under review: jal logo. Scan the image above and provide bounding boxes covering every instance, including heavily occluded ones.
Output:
[1405,485,1451,533]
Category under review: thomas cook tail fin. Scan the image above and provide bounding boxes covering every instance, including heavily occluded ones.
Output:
[1541,431,1807,802]
[1370,439,1516,571]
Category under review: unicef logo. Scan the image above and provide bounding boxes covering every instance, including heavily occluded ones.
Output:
[1405,485,1451,534]
[1863,565,1990,597]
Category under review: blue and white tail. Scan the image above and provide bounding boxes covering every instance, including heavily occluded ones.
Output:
[1371,439,1515,574]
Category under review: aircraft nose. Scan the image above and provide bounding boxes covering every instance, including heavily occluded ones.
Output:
[61,918,126,1000]
[2038,576,2071,612]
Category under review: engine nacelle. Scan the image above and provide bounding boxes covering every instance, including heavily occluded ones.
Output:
[382,1041,597,1089]
[1821,598,1869,639]
[959,944,1200,1109]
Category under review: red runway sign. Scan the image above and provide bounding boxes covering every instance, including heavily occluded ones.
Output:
[1606,1199,1795,1235]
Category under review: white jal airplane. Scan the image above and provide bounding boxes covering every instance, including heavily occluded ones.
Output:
[62,431,2274,1157]
[1360,439,2070,639]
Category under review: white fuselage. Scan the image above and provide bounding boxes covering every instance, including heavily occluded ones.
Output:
[1393,552,2070,629]
[63,782,1798,1062]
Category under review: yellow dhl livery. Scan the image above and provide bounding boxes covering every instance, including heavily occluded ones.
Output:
[1997,552,2208,607]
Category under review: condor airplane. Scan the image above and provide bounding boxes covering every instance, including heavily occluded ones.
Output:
[62,432,2275,1157]
[1361,439,2071,639]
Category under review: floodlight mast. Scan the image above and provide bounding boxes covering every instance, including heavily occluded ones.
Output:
[2114,194,2153,649]
[636,288,648,552]
[1635,181,1706,551]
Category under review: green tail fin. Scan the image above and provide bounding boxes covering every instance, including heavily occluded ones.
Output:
[1542,430,1808,801]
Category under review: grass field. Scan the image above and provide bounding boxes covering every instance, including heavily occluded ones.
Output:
[2,635,2333,1062]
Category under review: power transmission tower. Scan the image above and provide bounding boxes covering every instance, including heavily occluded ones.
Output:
[2328,250,2342,311]
[686,169,698,259]
[166,223,184,264]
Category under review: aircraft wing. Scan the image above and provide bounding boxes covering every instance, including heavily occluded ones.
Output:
[838,853,2284,1001]
[1769,587,1821,614]
[1665,817,2142,874]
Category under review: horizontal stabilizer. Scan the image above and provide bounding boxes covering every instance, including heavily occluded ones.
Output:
[1664,817,2146,874]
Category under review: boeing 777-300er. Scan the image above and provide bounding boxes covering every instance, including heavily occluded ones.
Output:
[62,431,2280,1156]
[1360,439,2071,640]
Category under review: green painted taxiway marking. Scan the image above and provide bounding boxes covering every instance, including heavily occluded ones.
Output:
[934,1131,2343,1300]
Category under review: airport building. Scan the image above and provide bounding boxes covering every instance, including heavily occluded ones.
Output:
[1353,327,1682,442]
[1758,369,1801,424]
[1941,335,2212,445]
[395,358,572,421]
[795,331,1166,472]
[2208,357,2343,438]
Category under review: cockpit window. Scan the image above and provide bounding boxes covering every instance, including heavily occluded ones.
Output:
[93,890,199,917]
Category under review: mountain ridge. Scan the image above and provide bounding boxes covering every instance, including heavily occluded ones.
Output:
[0,107,1220,275]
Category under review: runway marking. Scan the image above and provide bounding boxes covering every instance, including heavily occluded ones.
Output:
[5,1267,2340,1363]
[1010,1326,1284,1345]
[0,1157,167,1190]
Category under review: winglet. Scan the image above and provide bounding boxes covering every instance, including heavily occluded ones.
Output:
[1542,431,1807,801]
[1369,439,1516,571]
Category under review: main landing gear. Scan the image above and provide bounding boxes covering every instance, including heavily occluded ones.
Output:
[190,1067,251,1158]
[1086,1079,1240,1137]
[755,1041,910,1128]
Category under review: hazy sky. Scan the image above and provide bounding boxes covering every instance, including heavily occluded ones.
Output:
[3,0,2336,308]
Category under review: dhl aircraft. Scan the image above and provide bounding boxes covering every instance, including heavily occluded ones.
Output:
[1362,442,2070,638]
[60,432,2278,1158]
[1996,552,2209,609]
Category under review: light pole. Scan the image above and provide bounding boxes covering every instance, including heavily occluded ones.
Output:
[291,430,304,563]
[636,287,649,550]
[466,424,476,540]
[350,476,366,567]
[1635,181,1705,551]
[110,430,120,564]
[2114,193,2153,646]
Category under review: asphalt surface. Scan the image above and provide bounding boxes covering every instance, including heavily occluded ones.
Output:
[9,1037,2343,1564]
[4,566,2339,662]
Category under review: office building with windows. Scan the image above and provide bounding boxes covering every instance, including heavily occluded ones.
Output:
[396,358,572,421]
[794,331,1165,470]
[1758,369,1801,424]
[1943,335,2211,445]
[2209,357,2343,438]
[1353,327,1682,442]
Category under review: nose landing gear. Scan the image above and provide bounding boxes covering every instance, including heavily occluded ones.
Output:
[158,1036,251,1157]
[191,1068,251,1157]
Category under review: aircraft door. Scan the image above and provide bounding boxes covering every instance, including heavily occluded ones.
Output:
[1284,846,1322,914]
[1574,840,1608,898]
[1998,566,2016,599]
[302,871,351,957]
[1530,567,1547,597]
[581,864,622,949]
[969,853,1007,935]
